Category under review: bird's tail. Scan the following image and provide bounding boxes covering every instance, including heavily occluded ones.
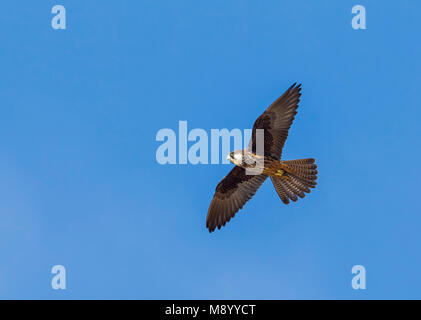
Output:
[270,158,318,204]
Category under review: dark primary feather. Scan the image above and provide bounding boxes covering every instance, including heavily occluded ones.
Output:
[206,166,267,232]
[248,83,301,159]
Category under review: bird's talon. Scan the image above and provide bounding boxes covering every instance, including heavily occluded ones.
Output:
[275,169,284,177]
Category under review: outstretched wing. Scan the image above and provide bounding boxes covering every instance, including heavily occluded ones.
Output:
[248,83,302,159]
[206,166,267,232]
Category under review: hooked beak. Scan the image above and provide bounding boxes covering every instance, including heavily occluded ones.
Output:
[226,154,231,161]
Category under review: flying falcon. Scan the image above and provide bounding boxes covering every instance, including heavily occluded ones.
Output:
[206,83,318,232]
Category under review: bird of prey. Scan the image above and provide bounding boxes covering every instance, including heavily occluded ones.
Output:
[206,83,318,232]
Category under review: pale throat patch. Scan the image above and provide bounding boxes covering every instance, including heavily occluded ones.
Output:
[233,153,242,161]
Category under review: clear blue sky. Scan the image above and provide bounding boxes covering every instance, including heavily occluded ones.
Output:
[1,1,420,299]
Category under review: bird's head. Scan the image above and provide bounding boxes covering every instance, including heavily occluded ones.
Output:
[227,150,243,166]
